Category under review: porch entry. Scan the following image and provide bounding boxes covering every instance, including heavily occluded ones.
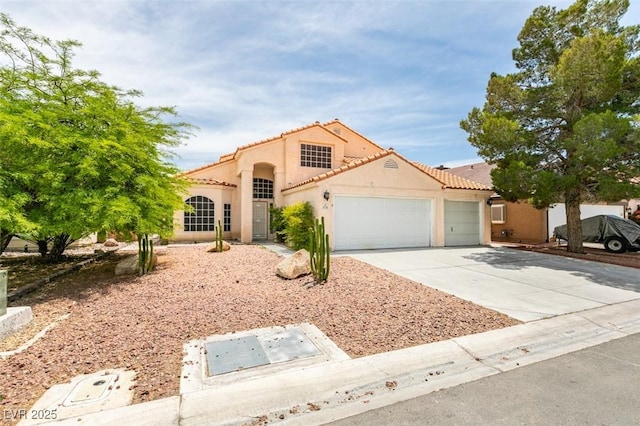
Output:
[252,201,269,240]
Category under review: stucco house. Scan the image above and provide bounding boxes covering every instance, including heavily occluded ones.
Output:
[173,120,493,250]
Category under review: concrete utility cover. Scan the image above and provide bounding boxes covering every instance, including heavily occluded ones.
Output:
[23,369,136,425]
[205,328,322,376]
[206,336,269,376]
[63,374,117,406]
[181,323,351,393]
[258,327,321,363]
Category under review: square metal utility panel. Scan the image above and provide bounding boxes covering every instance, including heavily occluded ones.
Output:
[259,328,321,363]
[205,335,269,376]
[204,328,322,377]
[180,323,352,393]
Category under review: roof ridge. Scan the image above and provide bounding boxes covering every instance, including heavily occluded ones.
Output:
[283,150,492,192]
[187,177,237,187]
[413,162,492,190]
[182,120,354,176]
[283,149,396,191]
[319,118,385,151]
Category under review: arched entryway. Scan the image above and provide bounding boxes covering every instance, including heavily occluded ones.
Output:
[252,164,275,240]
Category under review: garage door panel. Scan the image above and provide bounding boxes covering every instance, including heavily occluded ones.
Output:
[445,200,480,246]
[334,197,431,250]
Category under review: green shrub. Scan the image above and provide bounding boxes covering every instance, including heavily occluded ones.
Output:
[269,205,286,243]
[281,201,314,250]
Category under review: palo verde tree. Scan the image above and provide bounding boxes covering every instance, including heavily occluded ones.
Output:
[461,0,640,253]
[0,14,192,260]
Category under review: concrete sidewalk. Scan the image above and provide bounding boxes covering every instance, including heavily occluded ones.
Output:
[46,299,640,425]
[30,245,640,425]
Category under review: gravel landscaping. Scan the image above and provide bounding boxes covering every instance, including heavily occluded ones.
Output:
[1,244,520,414]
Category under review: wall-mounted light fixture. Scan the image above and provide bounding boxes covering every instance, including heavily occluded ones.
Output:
[486,198,494,206]
[323,190,330,201]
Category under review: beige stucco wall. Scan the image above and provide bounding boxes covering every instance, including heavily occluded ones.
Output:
[283,154,492,248]
[176,124,491,247]
[179,124,378,243]
[171,184,236,242]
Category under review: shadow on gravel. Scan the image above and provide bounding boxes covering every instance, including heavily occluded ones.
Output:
[7,253,138,306]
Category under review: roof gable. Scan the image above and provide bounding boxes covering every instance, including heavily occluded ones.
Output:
[181,119,379,177]
[282,150,493,192]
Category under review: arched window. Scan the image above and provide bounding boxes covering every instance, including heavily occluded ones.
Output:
[184,196,215,231]
[253,178,273,199]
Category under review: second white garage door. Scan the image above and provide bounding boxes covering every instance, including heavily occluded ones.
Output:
[444,200,480,246]
[334,196,431,250]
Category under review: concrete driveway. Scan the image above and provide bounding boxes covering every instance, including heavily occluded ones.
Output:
[343,246,640,322]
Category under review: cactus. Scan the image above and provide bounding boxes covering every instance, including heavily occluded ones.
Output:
[216,219,223,252]
[309,216,330,284]
[138,234,154,275]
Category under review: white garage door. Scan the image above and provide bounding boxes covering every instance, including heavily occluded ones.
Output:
[334,196,431,250]
[445,200,480,246]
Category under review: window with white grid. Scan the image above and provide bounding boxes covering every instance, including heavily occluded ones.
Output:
[300,143,332,168]
[184,196,215,231]
[253,178,273,199]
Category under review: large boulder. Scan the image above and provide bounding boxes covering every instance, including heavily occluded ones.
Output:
[103,238,119,247]
[206,241,231,252]
[276,249,311,279]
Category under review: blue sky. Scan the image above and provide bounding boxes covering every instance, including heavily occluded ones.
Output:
[3,1,639,171]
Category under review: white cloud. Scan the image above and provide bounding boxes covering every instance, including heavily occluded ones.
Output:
[3,0,639,170]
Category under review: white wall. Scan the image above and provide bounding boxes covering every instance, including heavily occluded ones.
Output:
[547,204,625,239]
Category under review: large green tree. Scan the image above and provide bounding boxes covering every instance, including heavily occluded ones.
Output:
[0,14,192,258]
[461,0,640,253]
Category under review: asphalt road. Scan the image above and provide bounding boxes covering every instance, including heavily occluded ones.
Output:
[329,332,640,425]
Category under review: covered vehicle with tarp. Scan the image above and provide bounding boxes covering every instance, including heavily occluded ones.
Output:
[554,215,640,253]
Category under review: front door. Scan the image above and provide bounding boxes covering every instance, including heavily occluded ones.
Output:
[252,201,268,240]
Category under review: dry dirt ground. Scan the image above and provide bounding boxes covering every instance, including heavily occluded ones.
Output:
[1,244,521,416]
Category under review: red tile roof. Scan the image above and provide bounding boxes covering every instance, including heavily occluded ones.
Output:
[181,119,380,176]
[412,162,493,190]
[283,149,397,191]
[444,162,495,187]
[282,150,493,192]
[188,178,236,187]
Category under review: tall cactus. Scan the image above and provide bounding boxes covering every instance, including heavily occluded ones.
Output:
[138,233,154,276]
[309,216,330,283]
[216,219,223,252]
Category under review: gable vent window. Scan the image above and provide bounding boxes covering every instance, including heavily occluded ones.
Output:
[491,204,506,224]
[301,143,332,169]
[384,159,399,169]
[253,178,273,199]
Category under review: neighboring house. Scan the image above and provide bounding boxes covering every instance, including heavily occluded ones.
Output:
[445,162,627,243]
[174,119,493,250]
